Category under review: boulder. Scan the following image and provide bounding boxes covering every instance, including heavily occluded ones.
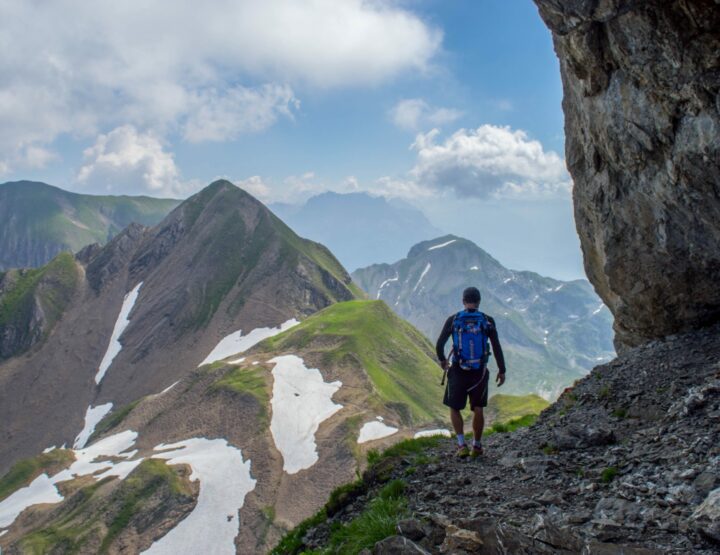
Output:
[532,0,720,348]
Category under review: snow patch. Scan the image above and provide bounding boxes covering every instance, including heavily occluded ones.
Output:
[358,421,398,443]
[200,319,299,366]
[74,403,114,449]
[376,275,399,299]
[0,431,141,529]
[227,357,246,365]
[143,438,256,555]
[269,355,343,474]
[414,429,451,439]
[428,239,457,250]
[505,297,513,303]
[412,263,431,293]
[160,381,179,395]
[592,304,605,315]
[95,282,143,384]
[469,266,479,271]
[503,276,513,284]
[553,284,564,292]
[42,446,56,454]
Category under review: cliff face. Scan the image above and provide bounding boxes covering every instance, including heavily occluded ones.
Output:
[533,0,720,349]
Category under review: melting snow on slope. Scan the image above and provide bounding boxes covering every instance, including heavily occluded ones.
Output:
[95,282,143,384]
[503,276,513,284]
[414,429,451,439]
[159,381,179,395]
[412,263,432,293]
[269,355,343,474]
[74,403,113,449]
[142,438,256,555]
[428,239,457,250]
[199,319,299,366]
[469,266,479,271]
[357,421,398,443]
[376,275,399,299]
[0,431,140,529]
[592,303,605,315]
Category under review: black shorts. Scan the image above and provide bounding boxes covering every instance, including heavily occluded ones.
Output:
[443,366,489,410]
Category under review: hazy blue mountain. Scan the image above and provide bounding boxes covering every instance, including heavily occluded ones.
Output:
[0,181,180,270]
[270,192,443,271]
[352,235,615,399]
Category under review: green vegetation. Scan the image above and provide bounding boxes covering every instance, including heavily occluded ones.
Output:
[611,407,627,419]
[212,364,270,425]
[598,386,610,400]
[88,400,141,444]
[259,300,446,423]
[486,414,537,435]
[99,459,192,553]
[541,443,559,455]
[601,466,619,483]
[0,449,75,501]
[487,393,549,423]
[0,252,78,327]
[271,507,329,555]
[18,459,194,555]
[18,478,110,555]
[366,435,445,467]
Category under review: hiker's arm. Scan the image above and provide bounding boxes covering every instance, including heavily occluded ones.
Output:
[435,316,453,361]
[488,318,506,374]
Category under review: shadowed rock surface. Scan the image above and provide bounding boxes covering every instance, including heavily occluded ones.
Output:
[532,0,720,348]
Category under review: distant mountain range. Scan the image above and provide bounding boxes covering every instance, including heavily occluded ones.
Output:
[270,192,443,271]
[0,181,179,270]
[352,235,615,400]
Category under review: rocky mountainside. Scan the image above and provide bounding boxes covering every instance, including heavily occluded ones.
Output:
[270,192,443,272]
[283,322,720,554]
[0,300,455,554]
[532,0,720,349]
[0,181,179,271]
[352,235,615,399]
[0,179,360,474]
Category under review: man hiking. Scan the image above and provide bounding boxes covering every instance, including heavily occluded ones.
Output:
[436,286,506,458]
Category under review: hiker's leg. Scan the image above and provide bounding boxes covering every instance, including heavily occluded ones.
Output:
[450,408,464,436]
[472,406,485,442]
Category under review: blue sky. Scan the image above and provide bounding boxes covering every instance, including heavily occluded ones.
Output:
[0,0,583,279]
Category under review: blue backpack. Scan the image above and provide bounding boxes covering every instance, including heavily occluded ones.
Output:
[450,311,491,371]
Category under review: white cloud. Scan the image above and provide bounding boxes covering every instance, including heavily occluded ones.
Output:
[409,125,571,199]
[183,85,298,143]
[235,176,273,201]
[389,98,462,131]
[77,126,188,197]
[0,0,441,169]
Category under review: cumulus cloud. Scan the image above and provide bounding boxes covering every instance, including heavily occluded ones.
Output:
[409,125,571,199]
[77,126,186,197]
[0,0,441,169]
[235,176,273,201]
[389,98,462,131]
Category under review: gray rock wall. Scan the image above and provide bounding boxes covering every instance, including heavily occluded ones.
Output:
[533,0,720,348]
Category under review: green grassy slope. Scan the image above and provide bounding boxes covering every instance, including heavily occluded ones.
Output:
[0,449,75,502]
[487,393,550,423]
[0,181,179,269]
[258,300,446,423]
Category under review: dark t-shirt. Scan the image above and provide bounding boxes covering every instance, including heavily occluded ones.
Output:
[435,310,506,374]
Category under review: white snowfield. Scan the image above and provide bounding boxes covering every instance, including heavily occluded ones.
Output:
[0,431,140,528]
[412,262,432,293]
[0,432,258,554]
[142,438,256,555]
[73,403,113,448]
[470,266,479,271]
[269,355,343,474]
[95,282,143,384]
[357,421,398,443]
[199,319,299,366]
[376,275,399,299]
[414,429,451,439]
[428,239,456,250]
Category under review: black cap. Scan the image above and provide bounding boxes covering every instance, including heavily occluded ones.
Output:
[463,287,481,304]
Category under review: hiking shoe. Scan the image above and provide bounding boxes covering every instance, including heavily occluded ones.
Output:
[456,444,470,458]
[470,445,483,458]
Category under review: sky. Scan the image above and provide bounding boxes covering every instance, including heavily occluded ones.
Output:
[0,0,584,280]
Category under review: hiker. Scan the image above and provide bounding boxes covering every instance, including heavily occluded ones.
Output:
[436,286,506,458]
